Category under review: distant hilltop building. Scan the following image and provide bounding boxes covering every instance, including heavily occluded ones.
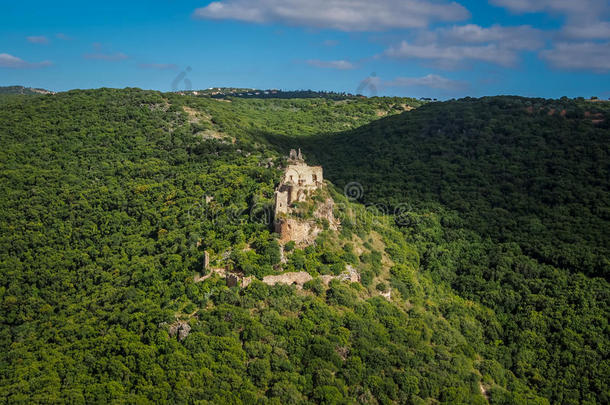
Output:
[274,149,323,216]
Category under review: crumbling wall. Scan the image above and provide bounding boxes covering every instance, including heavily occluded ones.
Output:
[275,218,321,245]
[226,273,240,287]
[284,164,323,188]
[274,189,289,215]
[262,272,313,288]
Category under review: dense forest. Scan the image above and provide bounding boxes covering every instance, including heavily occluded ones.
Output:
[279,96,610,403]
[0,89,607,404]
[294,97,610,279]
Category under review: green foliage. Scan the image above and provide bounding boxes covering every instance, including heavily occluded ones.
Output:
[302,96,610,279]
[284,96,610,404]
[303,277,325,295]
[0,89,605,404]
[375,282,387,292]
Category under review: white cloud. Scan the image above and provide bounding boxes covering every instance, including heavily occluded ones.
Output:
[440,24,543,49]
[490,0,608,16]
[540,42,610,71]
[383,24,545,68]
[83,52,128,61]
[27,36,49,45]
[385,41,518,66]
[193,0,470,31]
[491,0,610,73]
[563,21,610,40]
[491,0,610,41]
[385,74,464,90]
[0,53,52,69]
[307,59,355,70]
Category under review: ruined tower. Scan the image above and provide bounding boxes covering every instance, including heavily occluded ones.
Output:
[272,149,338,246]
[274,149,323,217]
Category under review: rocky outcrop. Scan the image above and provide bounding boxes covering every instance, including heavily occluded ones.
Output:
[169,321,191,341]
[380,288,392,301]
[241,276,255,288]
[320,265,360,285]
[314,198,340,231]
[275,218,321,245]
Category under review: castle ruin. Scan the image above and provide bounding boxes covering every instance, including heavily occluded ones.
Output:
[274,148,323,216]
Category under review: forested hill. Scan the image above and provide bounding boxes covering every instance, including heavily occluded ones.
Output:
[0,85,54,95]
[0,89,608,404]
[296,96,610,280]
[276,96,610,403]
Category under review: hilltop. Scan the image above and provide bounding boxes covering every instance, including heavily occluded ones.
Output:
[0,85,55,95]
[175,87,425,102]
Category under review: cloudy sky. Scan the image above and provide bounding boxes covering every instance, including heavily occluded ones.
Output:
[1,0,609,98]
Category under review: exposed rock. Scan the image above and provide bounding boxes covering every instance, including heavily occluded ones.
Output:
[242,276,255,288]
[343,265,360,283]
[320,265,360,285]
[314,198,340,231]
[320,275,334,285]
[275,218,321,245]
[279,245,288,264]
[335,346,350,360]
[169,321,191,341]
[479,383,489,401]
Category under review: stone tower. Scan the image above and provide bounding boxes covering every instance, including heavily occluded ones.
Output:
[274,149,323,218]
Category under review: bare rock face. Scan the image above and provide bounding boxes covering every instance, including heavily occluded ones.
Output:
[241,276,255,288]
[380,289,392,301]
[169,321,191,341]
[342,264,360,283]
[314,198,340,231]
[275,218,321,246]
[320,265,360,285]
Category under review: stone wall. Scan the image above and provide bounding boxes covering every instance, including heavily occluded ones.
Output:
[275,218,321,245]
[274,188,289,215]
[262,271,313,288]
[284,164,323,189]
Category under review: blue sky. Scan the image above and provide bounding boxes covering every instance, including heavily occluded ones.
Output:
[1,0,609,98]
